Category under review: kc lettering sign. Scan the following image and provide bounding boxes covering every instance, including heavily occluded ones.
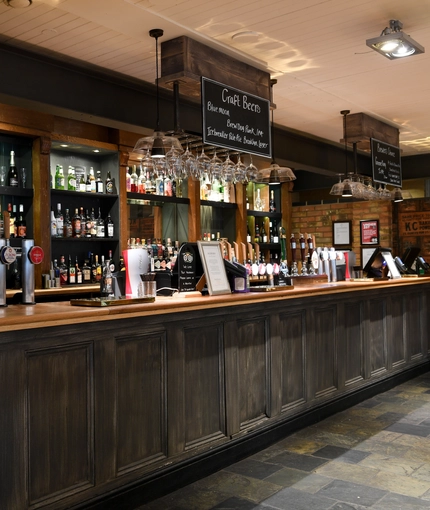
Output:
[201,77,271,158]
[398,211,430,237]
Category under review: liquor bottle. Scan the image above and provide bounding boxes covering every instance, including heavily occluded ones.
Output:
[246,194,250,210]
[85,208,92,238]
[107,249,115,272]
[164,174,173,197]
[75,257,83,284]
[290,233,297,263]
[79,207,86,237]
[137,169,145,193]
[67,166,76,191]
[254,221,261,243]
[72,208,81,237]
[261,221,268,243]
[16,204,26,238]
[105,170,114,194]
[11,204,17,237]
[130,165,138,193]
[125,166,131,192]
[95,254,102,282]
[50,209,57,237]
[90,253,97,283]
[85,171,92,192]
[269,189,276,212]
[89,167,96,192]
[254,188,262,211]
[96,208,105,238]
[59,255,68,285]
[271,219,279,243]
[79,173,86,192]
[55,164,65,190]
[95,169,104,193]
[246,224,251,243]
[8,151,18,187]
[100,257,114,298]
[90,208,96,237]
[0,209,4,238]
[105,213,114,238]
[63,208,72,238]
[68,255,76,285]
[155,175,164,195]
[82,257,91,283]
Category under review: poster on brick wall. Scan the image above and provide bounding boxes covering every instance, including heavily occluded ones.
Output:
[395,199,430,261]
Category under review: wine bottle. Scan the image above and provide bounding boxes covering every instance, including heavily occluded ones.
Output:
[105,170,114,194]
[63,208,72,238]
[72,208,81,237]
[75,256,83,284]
[95,169,104,193]
[8,151,18,187]
[269,189,276,212]
[96,208,105,238]
[105,213,114,238]
[261,221,268,243]
[59,255,68,285]
[16,204,26,238]
[89,167,96,192]
[254,221,260,243]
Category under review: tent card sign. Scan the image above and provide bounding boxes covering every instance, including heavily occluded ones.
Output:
[177,243,197,292]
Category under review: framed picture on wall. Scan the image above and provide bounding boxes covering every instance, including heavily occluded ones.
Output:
[361,247,377,269]
[332,220,351,247]
[360,219,379,245]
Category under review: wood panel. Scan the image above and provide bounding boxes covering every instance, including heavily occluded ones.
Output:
[115,330,167,474]
[26,342,94,506]
[280,310,306,409]
[389,294,406,368]
[367,298,388,377]
[405,291,425,361]
[344,301,365,386]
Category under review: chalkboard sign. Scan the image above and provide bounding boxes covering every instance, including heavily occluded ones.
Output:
[371,138,402,187]
[177,243,197,292]
[201,77,271,158]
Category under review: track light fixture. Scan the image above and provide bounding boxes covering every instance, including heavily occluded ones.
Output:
[366,20,424,60]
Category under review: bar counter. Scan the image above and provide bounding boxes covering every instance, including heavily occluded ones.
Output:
[1,277,430,509]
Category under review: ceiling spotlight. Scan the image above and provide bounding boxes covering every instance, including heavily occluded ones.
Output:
[366,20,424,59]
[3,0,32,7]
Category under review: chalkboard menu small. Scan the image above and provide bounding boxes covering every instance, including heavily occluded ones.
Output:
[177,243,197,292]
[371,138,402,187]
[201,77,271,158]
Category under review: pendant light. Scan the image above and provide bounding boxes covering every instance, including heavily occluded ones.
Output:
[131,29,183,160]
[254,79,296,184]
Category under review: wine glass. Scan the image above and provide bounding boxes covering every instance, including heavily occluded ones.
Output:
[0,166,6,186]
[245,155,258,182]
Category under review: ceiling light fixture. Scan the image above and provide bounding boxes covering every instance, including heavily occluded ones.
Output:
[3,0,32,7]
[366,20,424,59]
[131,29,183,160]
[255,79,296,185]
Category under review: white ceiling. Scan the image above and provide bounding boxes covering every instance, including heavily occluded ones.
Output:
[1,0,430,156]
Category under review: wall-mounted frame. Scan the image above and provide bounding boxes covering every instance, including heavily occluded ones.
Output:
[197,241,231,296]
[360,219,379,245]
[332,220,351,247]
[361,247,377,269]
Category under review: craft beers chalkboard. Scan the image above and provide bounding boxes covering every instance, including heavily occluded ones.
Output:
[371,138,402,187]
[201,77,271,158]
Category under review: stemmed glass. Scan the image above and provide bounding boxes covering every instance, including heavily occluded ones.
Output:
[234,154,247,184]
[222,152,236,184]
[245,155,258,182]
[196,146,211,178]
[181,142,197,179]
[0,166,6,186]
[209,150,223,183]
[20,168,26,188]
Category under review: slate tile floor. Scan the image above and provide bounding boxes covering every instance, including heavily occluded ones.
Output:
[137,373,430,509]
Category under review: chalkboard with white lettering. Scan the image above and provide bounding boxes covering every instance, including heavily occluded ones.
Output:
[177,243,197,292]
[371,138,402,187]
[201,77,271,158]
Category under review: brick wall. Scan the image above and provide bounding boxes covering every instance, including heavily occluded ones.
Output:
[291,200,393,266]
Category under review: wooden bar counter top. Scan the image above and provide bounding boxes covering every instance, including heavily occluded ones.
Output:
[1,276,430,510]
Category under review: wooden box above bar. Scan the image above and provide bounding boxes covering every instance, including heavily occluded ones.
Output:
[159,36,271,101]
[344,112,399,151]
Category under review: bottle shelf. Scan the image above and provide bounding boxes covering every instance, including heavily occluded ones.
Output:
[126,192,189,205]
[201,200,237,209]
[52,237,118,242]
[51,189,118,200]
[247,210,282,219]
[0,186,33,197]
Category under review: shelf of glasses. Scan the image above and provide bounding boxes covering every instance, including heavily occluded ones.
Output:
[126,192,189,205]
[247,210,282,219]
[200,200,237,209]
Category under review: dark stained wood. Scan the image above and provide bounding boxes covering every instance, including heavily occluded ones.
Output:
[343,300,365,386]
[367,297,388,377]
[345,112,399,151]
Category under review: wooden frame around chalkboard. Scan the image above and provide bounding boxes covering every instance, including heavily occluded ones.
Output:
[332,220,351,247]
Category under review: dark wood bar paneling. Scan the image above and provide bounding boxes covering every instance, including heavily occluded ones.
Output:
[1,281,430,509]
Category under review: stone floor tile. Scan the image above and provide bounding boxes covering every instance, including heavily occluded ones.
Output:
[369,470,430,498]
[269,451,328,472]
[386,423,430,437]
[261,486,336,510]
[333,450,370,465]
[315,460,378,486]
[371,491,430,509]
[312,445,350,460]
[403,447,430,464]
[356,439,411,457]
[264,466,309,487]
[316,479,387,507]
[225,459,284,480]
[411,464,430,483]
[209,496,259,509]
[291,473,333,494]
[358,453,424,476]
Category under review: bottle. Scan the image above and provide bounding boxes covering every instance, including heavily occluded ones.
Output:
[105,170,114,194]
[0,209,4,238]
[290,233,297,263]
[11,204,17,237]
[55,203,64,238]
[72,208,81,237]
[246,224,251,243]
[269,189,276,212]
[155,174,164,195]
[8,151,18,187]
[125,166,131,192]
[261,221,268,243]
[16,204,26,238]
[254,188,262,211]
[75,257,83,284]
[68,255,76,285]
[130,165,138,193]
[59,255,68,285]
[254,221,260,243]
[107,249,115,272]
[80,207,86,237]
[85,208,93,238]
[63,208,72,238]
[67,166,76,191]
[299,233,306,262]
[85,171,92,192]
[55,164,65,190]
[82,257,91,283]
[176,178,183,198]
[164,174,173,197]
[137,169,145,193]
[105,213,114,238]
[95,169,104,193]
[50,209,57,237]
[89,208,96,237]
[89,167,96,192]
[95,254,102,282]
[100,257,114,298]
[90,253,98,283]
[96,208,105,238]
[79,173,86,192]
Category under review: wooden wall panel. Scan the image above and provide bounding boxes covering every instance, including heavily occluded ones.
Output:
[280,310,306,409]
[389,294,406,368]
[183,323,226,447]
[344,301,365,386]
[115,331,167,474]
[237,317,268,428]
[405,292,425,361]
[26,342,94,506]
[368,298,388,376]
